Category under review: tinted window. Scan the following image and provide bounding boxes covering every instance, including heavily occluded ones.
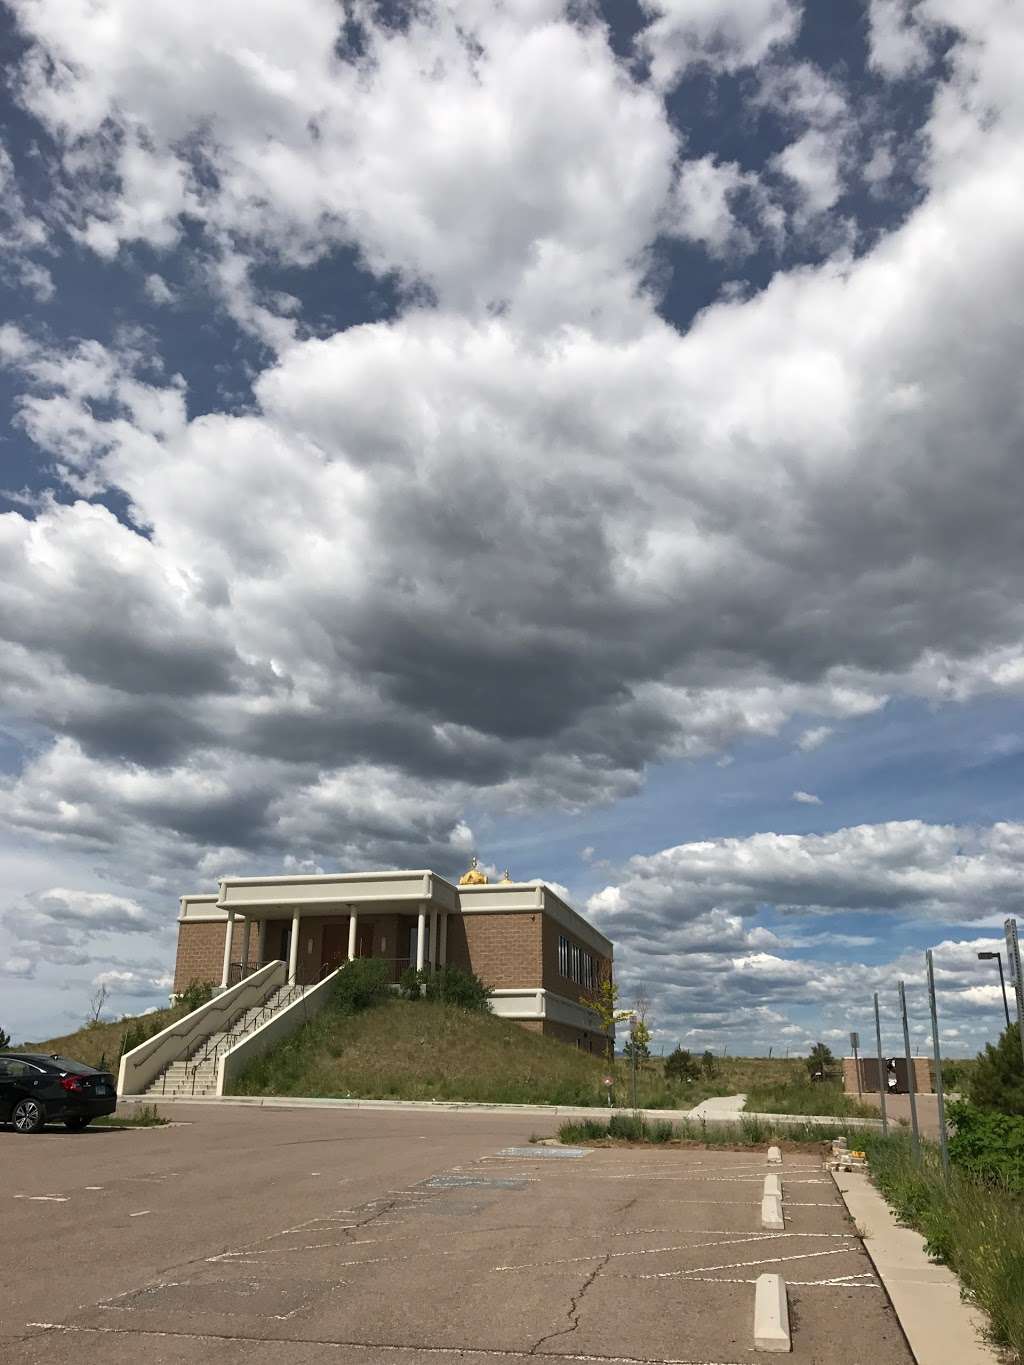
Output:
[46,1056,100,1075]
[2,1059,45,1078]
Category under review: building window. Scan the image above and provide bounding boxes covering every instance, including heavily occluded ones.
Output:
[558,934,569,977]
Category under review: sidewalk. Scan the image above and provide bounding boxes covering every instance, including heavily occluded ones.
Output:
[833,1167,1000,1365]
[121,1091,883,1128]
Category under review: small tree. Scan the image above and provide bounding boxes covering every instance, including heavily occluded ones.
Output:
[85,983,109,1027]
[969,1023,1024,1117]
[0,1026,10,1049]
[623,1018,652,1064]
[664,1046,698,1084]
[700,1049,717,1079]
[580,967,633,1062]
[805,1041,836,1080]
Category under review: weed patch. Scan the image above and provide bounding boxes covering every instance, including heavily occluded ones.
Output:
[864,1132,1024,1359]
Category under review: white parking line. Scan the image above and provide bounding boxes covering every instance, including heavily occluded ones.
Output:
[13,1195,68,1202]
[636,1246,856,1280]
[128,1210,151,1217]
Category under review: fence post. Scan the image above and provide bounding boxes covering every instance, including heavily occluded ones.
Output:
[898,980,921,1161]
[873,993,888,1137]
[925,950,950,1176]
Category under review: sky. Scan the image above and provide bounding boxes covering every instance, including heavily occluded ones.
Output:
[1,0,1023,1057]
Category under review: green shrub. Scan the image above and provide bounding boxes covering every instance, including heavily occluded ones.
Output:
[177,979,214,1013]
[664,1047,698,1083]
[398,967,426,999]
[334,957,392,1013]
[608,1112,647,1140]
[968,1024,1024,1117]
[650,1119,675,1143]
[425,965,492,1012]
[948,1100,1024,1192]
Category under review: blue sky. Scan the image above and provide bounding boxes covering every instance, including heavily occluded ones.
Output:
[1,0,1023,1055]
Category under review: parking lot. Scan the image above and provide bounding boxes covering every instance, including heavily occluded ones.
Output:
[2,1104,912,1364]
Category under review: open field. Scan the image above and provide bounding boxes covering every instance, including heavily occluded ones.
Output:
[2,1101,912,1365]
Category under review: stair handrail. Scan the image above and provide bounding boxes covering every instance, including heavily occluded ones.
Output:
[183,978,307,1085]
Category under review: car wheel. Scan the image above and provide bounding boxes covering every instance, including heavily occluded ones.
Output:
[12,1098,46,1133]
[64,1116,92,1132]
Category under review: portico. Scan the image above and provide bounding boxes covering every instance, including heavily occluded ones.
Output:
[204,870,459,988]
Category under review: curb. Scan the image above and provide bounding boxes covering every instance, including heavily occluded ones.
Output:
[754,1273,791,1353]
[831,1168,1000,1365]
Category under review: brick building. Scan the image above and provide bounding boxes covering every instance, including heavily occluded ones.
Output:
[173,862,614,1050]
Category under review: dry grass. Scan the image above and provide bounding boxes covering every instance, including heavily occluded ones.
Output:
[19,1005,187,1071]
[230,997,811,1107]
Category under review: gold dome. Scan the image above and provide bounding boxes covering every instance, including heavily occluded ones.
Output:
[459,856,488,886]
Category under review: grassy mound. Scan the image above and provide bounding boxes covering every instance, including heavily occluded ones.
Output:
[231,996,689,1106]
[19,1004,187,1071]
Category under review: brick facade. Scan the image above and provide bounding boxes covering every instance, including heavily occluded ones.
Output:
[447,912,543,989]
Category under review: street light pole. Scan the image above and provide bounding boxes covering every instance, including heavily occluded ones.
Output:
[978,951,1011,1028]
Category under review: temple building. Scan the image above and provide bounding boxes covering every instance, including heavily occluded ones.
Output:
[172,860,614,1049]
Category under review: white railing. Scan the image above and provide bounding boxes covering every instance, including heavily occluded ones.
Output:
[117,962,285,1095]
[217,964,344,1096]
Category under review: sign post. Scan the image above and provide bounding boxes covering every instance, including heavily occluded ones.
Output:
[1006,918,1024,1071]
[925,950,950,1176]
[873,994,888,1137]
[850,1030,861,1098]
[898,980,921,1162]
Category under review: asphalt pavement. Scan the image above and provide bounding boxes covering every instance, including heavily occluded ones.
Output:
[2,1103,913,1364]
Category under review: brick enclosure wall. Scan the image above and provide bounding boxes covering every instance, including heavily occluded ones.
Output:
[842,1055,933,1094]
[448,912,543,989]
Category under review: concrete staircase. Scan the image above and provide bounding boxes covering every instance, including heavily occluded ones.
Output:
[145,983,311,1098]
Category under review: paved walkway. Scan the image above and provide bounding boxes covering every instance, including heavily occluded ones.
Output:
[688,1092,747,1119]
[4,1103,909,1364]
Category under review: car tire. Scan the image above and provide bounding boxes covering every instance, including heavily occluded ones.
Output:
[64,1116,92,1132]
[12,1098,47,1133]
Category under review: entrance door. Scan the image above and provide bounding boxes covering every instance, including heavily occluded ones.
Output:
[356,923,374,958]
[322,922,349,974]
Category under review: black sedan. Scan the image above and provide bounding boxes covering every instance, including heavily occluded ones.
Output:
[0,1053,118,1133]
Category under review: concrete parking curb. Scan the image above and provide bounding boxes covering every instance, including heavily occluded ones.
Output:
[832,1168,1000,1365]
[754,1273,791,1353]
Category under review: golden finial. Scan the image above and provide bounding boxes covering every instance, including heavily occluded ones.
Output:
[500,868,513,883]
[459,855,488,886]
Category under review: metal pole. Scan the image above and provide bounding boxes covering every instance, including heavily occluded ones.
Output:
[631,1030,638,1112]
[873,994,888,1137]
[1005,918,1024,1071]
[926,950,950,1176]
[996,954,1011,1029]
[898,980,921,1161]
[852,1037,861,1098]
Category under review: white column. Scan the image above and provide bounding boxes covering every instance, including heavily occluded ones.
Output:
[348,908,358,962]
[428,910,438,976]
[416,906,426,972]
[242,917,253,976]
[220,909,236,989]
[288,910,301,984]
[439,912,448,969]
